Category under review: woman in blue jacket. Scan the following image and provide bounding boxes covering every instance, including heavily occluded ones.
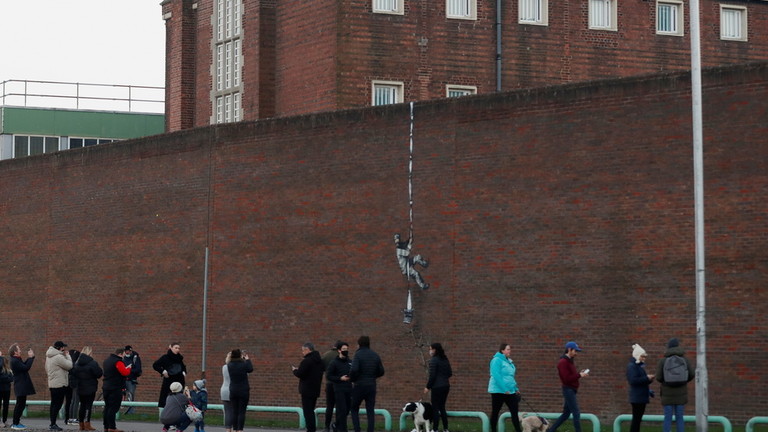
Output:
[626,344,655,432]
[488,343,521,432]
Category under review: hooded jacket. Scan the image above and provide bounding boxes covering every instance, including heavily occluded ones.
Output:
[654,345,695,405]
[45,346,73,389]
[73,353,104,396]
[293,350,325,398]
[488,351,518,394]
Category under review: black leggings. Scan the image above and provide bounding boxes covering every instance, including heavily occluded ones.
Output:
[0,390,9,424]
[490,393,521,432]
[78,393,96,422]
[12,395,27,425]
[630,403,647,432]
[430,386,450,431]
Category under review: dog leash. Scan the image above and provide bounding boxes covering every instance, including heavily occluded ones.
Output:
[520,395,549,425]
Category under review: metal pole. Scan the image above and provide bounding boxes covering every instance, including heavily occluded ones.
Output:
[202,247,209,377]
[495,0,502,91]
[689,0,708,430]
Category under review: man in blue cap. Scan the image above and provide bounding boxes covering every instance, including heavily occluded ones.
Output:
[546,341,589,432]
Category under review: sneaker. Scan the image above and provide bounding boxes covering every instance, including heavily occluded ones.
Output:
[67,420,79,426]
[50,425,63,431]
[10,426,26,431]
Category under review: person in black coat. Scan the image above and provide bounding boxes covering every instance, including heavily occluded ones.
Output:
[292,343,325,432]
[423,343,453,432]
[626,344,655,432]
[152,343,187,410]
[103,348,132,432]
[227,349,253,432]
[9,344,35,429]
[72,347,103,431]
[349,336,384,432]
[0,352,14,427]
[325,342,353,432]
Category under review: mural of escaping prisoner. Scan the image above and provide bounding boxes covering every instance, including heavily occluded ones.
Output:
[394,233,430,290]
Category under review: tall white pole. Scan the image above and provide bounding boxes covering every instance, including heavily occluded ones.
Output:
[689,0,708,431]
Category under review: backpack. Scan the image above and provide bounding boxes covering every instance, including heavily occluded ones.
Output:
[663,355,688,387]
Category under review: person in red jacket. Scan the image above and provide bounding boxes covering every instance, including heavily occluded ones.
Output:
[546,342,589,432]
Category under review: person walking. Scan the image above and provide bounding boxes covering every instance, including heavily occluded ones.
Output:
[546,342,589,432]
[9,344,35,430]
[227,349,253,432]
[72,346,103,431]
[349,336,384,432]
[0,351,13,428]
[326,342,353,432]
[159,382,193,432]
[488,343,521,432]
[45,341,73,431]
[221,352,233,432]
[626,344,655,432]
[424,343,452,432]
[321,342,342,432]
[654,338,695,432]
[292,343,325,432]
[154,342,187,431]
[102,348,132,432]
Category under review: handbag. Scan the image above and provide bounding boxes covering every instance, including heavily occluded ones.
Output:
[185,402,203,422]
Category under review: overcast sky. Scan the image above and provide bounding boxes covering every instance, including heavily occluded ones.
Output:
[0,1,165,87]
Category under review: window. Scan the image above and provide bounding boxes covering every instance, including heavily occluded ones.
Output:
[657,1,684,35]
[447,0,477,20]
[372,81,404,106]
[446,85,477,98]
[69,137,116,149]
[373,0,403,15]
[589,0,616,30]
[519,0,548,25]
[720,5,747,41]
[13,135,59,158]
[213,0,243,123]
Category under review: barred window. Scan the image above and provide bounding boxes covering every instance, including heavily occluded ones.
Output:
[212,0,243,123]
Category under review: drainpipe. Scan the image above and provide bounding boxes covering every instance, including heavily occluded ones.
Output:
[496,0,502,91]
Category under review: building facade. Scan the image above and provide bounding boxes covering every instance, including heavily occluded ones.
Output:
[161,0,768,131]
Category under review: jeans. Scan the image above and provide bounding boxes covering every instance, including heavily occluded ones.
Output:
[230,393,249,431]
[663,404,685,432]
[222,400,233,429]
[350,384,376,432]
[547,387,581,432]
[174,411,192,432]
[431,386,450,431]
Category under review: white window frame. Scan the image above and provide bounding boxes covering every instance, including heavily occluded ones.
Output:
[589,0,617,31]
[656,0,684,36]
[212,0,243,124]
[446,0,477,20]
[12,135,60,158]
[446,85,477,98]
[720,4,748,41]
[371,81,404,106]
[373,0,403,15]
[519,0,548,26]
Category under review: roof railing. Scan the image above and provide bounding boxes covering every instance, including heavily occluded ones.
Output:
[0,79,164,114]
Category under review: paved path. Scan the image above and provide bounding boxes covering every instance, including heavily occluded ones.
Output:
[12,418,294,432]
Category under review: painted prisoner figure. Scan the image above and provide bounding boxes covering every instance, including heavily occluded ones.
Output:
[394,233,429,290]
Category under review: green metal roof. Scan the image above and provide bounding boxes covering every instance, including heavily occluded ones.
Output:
[1,106,164,139]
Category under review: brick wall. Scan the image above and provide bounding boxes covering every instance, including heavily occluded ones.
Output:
[2,63,766,424]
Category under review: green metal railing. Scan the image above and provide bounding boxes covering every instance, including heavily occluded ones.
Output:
[399,410,490,432]
[612,414,732,432]
[316,407,393,431]
[746,417,768,432]
[499,412,601,432]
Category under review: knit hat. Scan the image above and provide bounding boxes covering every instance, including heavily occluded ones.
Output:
[170,382,183,393]
[667,338,680,348]
[632,344,647,363]
[194,379,206,390]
